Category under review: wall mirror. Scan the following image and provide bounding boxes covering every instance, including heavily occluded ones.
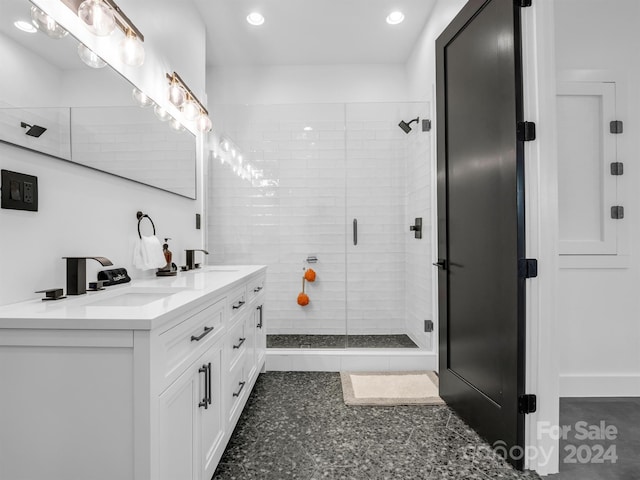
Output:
[0,0,197,199]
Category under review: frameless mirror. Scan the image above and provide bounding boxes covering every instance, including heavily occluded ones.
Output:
[0,0,197,199]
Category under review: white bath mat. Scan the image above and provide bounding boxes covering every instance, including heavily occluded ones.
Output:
[340,371,445,406]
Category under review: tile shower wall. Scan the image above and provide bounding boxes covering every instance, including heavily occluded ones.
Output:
[208,103,432,348]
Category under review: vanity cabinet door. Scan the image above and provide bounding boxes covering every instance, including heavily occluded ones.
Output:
[200,346,224,480]
[158,361,200,480]
[255,303,266,367]
[159,345,224,480]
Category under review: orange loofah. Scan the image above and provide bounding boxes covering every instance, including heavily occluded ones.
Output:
[304,268,316,282]
[297,292,310,306]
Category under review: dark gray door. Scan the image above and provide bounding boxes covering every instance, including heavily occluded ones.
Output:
[436,0,527,470]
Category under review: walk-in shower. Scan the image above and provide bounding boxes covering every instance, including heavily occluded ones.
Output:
[208,102,433,353]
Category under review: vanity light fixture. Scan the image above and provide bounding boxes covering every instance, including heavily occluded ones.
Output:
[69,0,145,65]
[169,117,185,132]
[77,0,116,36]
[386,11,405,25]
[120,28,145,66]
[246,12,265,26]
[14,20,37,34]
[132,88,154,107]
[166,72,213,133]
[77,43,107,68]
[154,105,172,122]
[30,6,68,39]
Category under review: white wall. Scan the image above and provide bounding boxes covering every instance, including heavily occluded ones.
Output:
[405,0,467,102]
[0,0,207,305]
[554,0,640,396]
[207,64,410,106]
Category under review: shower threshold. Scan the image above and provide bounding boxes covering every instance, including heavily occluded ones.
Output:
[267,334,419,349]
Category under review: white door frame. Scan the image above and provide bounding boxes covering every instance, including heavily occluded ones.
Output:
[521,1,561,475]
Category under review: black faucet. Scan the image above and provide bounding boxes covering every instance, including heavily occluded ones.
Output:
[185,249,209,270]
[63,257,113,295]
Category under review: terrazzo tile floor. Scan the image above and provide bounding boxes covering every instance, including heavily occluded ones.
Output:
[267,334,419,349]
[213,372,541,480]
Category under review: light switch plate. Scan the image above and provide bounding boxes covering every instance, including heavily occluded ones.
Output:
[1,169,38,211]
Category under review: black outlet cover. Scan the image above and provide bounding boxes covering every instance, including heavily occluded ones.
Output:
[1,169,38,211]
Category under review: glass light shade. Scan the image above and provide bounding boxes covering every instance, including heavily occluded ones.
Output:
[181,100,200,121]
[120,33,145,67]
[168,84,186,108]
[196,114,212,133]
[132,88,154,107]
[30,6,68,39]
[154,105,172,121]
[77,43,106,68]
[170,118,185,132]
[78,0,116,36]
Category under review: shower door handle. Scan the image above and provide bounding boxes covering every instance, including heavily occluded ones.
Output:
[353,219,358,246]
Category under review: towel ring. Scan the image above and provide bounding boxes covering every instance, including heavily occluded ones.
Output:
[136,211,156,239]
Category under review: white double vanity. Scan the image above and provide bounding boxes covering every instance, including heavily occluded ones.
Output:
[0,266,267,480]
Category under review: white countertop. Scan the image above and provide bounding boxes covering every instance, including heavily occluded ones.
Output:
[0,265,266,331]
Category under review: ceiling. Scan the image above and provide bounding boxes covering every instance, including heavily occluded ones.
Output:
[192,0,438,67]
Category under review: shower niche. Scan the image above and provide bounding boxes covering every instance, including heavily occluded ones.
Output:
[208,102,433,351]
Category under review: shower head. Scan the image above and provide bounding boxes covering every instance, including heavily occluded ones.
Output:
[398,117,419,134]
[20,122,47,138]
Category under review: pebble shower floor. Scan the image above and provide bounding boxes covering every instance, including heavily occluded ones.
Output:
[213,372,541,479]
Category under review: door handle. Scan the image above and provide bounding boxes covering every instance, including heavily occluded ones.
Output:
[257,305,263,329]
[207,363,212,406]
[433,259,447,270]
[353,219,358,246]
[233,337,246,349]
[232,381,246,397]
[232,300,245,310]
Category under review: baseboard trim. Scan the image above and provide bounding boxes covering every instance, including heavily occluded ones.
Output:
[559,374,640,397]
[266,348,437,372]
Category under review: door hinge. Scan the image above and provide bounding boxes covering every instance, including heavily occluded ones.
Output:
[610,120,623,134]
[518,258,538,279]
[518,394,537,414]
[517,121,536,141]
[424,320,434,333]
[610,162,624,176]
[519,0,532,7]
[611,206,624,219]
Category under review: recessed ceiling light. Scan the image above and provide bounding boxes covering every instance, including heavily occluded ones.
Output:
[246,12,265,26]
[386,11,405,25]
[14,20,37,33]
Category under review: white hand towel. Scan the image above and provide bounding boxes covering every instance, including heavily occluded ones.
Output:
[133,235,166,270]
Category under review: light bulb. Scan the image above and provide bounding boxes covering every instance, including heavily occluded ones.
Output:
[120,32,145,67]
[168,83,185,108]
[182,99,200,121]
[78,0,116,36]
[77,43,106,68]
[246,12,265,26]
[386,11,405,25]
[170,118,185,132]
[154,105,171,121]
[196,114,212,133]
[30,6,68,39]
[132,88,153,107]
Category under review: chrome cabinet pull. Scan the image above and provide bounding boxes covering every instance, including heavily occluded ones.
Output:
[233,337,246,349]
[191,326,214,342]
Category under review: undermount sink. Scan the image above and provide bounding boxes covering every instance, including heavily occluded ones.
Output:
[205,267,240,272]
[84,288,188,307]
